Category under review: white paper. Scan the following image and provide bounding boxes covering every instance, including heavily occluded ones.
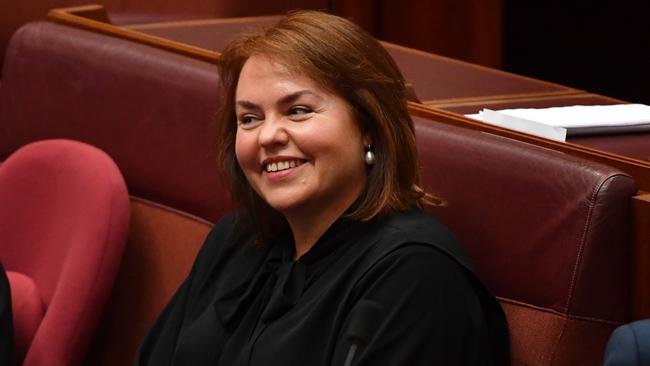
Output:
[465,104,650,140]
[486,104,650,128]
[467,109,567,142]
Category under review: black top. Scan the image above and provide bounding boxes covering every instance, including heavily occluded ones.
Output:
[136,208,509,365]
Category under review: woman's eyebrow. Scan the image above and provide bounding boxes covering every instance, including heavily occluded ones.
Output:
[277,90,322,106]
[236,90,322,111]
[235,100,260,111]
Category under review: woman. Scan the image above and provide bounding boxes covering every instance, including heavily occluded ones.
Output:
[137,10,509,365]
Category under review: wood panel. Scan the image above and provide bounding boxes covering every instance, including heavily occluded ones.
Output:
[431,93,622,114]
[377,0,503,68]
[48,5,219,64]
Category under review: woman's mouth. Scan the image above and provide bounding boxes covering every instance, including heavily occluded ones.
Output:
[264,160,305,173]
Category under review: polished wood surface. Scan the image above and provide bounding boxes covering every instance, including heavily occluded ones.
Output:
[431,93,622,114]
[48,6,558,103]
[48,5,219,64]
[375,0,503,68]
[118,16,574,103]
[382,42,575,103]
[126,16,282,53]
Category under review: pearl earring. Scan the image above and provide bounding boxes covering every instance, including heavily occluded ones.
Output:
[364,145,375,166]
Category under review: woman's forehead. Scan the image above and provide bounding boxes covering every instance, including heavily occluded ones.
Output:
[240,54,311,82]
[236,55,341,102]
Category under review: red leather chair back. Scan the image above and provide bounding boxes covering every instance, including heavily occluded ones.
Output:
[0,139,130,365]
[415,116,637,365]
[0,21,229,222]
[0,1,327,77]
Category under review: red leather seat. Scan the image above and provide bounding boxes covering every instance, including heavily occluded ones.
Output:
[0,1,328,83]
[0,139,130,365]
[415,116,637,365]
[0,21,227,222]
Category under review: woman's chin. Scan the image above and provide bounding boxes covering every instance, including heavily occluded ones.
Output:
[264,197,307,217]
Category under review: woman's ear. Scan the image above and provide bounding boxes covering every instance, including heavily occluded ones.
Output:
[362,132,372,148]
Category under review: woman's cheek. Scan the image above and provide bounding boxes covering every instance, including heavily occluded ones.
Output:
[235,132,257,172]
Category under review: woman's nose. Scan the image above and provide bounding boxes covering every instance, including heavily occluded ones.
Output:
[258,116,289,147]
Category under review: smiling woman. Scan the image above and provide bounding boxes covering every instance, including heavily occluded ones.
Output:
[136,10,510,366]
[234,55,368,258]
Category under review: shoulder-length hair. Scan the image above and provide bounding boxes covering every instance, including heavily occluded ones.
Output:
[216,10,442,243]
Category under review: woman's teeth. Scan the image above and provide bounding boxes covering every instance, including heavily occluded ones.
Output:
[265,160,302,172]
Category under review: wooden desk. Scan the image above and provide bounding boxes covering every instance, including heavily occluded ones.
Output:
[431,93,622,114]
[126,15,281,51]
[431,93,650,163]
[127,17,577,104]
[111,11,650,163]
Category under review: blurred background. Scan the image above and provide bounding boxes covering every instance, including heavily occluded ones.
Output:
[2,0,648,103]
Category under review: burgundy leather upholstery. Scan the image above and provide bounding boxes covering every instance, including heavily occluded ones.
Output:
[416,116,636,320]
[0,1,328,76]
[0,139,130,365]
[0,21,639,365]
[415,116,637,364]
[0,21,229,222]
[5,271,43,362]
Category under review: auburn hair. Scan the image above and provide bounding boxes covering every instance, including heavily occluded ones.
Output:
[216,10,442,243]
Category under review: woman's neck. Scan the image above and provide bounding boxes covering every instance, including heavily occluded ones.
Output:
[284,200,352,260]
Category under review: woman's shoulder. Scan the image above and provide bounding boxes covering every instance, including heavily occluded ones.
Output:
[356,208,504,320]
[357,242,474,293]
[191,212,259,277]
[356,209,510,364]
[195,212,237,257]
[370,208,472,270]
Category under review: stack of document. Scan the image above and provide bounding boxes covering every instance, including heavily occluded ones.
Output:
[466,104,650,142]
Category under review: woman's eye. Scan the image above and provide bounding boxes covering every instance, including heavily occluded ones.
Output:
[237,115,261,129]
[288,106,312,119]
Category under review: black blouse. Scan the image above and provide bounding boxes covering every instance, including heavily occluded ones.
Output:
[136,208,509,365]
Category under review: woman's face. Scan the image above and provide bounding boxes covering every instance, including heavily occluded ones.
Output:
[234,55,368,221]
